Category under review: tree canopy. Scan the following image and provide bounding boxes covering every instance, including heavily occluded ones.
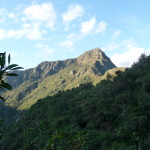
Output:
[0,54,150,149]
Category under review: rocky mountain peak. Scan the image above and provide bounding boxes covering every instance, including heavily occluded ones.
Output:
[3,47,117,110]
[77,48,108,64]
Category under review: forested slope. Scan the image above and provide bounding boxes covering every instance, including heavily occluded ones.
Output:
[1,54,150,150]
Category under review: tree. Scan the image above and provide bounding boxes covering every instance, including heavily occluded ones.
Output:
[0,52,23,101]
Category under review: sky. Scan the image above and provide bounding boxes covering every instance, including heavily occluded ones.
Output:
[0,0,150,69]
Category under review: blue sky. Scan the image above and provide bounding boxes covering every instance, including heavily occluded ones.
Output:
[0,0,150,69]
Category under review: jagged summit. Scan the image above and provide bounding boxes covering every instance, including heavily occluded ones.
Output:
[77,48,110,64]
[76,47,116,75]
[28,48,114,72]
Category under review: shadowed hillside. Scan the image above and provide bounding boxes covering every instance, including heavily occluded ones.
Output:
[0,54,150,150]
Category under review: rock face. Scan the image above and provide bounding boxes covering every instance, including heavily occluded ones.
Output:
[77,48,116,74]
[77,48,106,64]
[6,59,76,88]
[3,47,116,110]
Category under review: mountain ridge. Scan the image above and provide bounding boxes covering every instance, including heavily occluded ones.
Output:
[3,47,117,110]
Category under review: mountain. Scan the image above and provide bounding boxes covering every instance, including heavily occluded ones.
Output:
[1,54,150,150]
[0,101,20,125]
[3,48,116,110]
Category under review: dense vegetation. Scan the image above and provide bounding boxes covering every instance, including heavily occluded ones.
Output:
[1,54,150,149]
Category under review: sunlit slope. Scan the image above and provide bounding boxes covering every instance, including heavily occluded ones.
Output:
[3,48,117,110]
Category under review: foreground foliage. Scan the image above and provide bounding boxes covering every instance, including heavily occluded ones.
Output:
[0,54,150,149]
[0,52,23,101]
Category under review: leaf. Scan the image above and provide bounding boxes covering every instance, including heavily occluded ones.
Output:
[6,73,18,76]
[0,80,12,90]
[0,70,5,77]
[8,54,11,64]
[0,52,6,69]
[0,95,5,101]
[0,57,2,70]
[0,86,5,91]
[10,67,23,70]
[4,64,19,70]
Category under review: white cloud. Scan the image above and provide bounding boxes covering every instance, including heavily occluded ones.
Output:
[60,37,74,50]
[0,3,56,41]
[0,18,5,23]
[0,8,7,14]
[7,29,26,39]
[103,39,135,52]
[8,13,16,19]
[0,28,6,39]
[23,3,56,29]
[22,23,31,29]
[80,17,96,35]
[111,30,122,40]
[60,40,74,48]
[0,9,18,23]
[60,33,83,50]
[67,32,83,41]
[5,23,42,40]
[0,8,7,23]
[111,42,150,67]
[36,44,54,59]
[80,17,107,35]
[104,42,120,51]
[63,4,84,23]
[26,23,43,40]
[0,9,17,22]
[0,27,43,40]
[95,21,107,33]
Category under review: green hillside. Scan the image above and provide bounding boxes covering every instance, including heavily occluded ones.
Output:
[0,54,150,150]
[3,48,116,110]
